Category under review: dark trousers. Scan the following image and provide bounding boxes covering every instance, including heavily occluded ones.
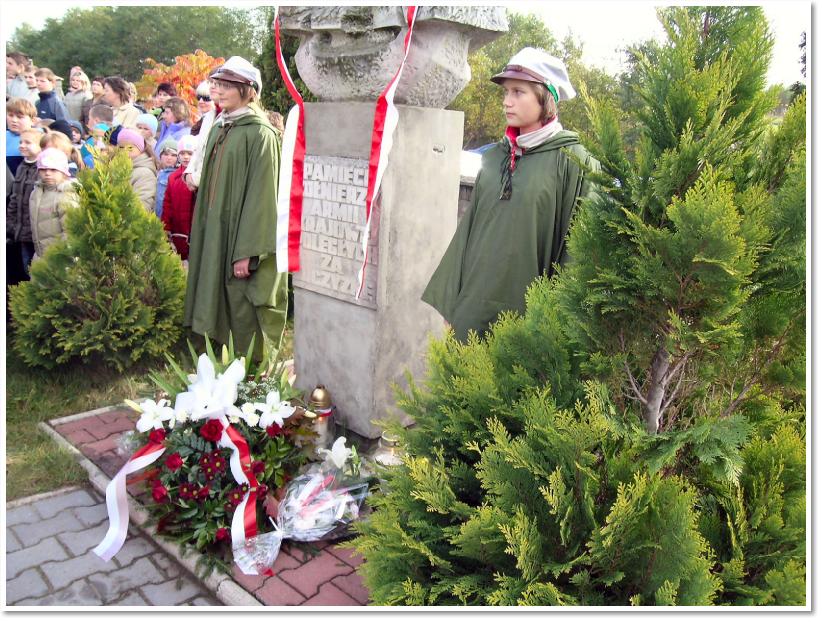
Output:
[6,241,34,322]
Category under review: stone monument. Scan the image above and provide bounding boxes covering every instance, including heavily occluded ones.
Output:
[280,6,507,438]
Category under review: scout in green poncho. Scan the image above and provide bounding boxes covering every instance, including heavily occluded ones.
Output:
[183,56,288,360]
[423,47,600,342]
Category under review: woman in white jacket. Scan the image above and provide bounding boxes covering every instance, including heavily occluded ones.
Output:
[183,80,220,192]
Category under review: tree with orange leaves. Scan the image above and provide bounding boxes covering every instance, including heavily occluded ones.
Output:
[135,49,224,121]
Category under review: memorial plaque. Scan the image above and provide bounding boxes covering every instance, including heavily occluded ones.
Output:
[292,155,380,309]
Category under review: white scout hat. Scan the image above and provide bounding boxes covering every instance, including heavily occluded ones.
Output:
[491,47,576,102]
[209,56,262,93]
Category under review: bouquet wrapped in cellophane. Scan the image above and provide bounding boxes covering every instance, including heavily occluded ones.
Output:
[234,437,369,574]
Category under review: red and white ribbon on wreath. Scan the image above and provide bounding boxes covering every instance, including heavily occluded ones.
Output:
[274,6,419,299]
[274,6,306,274]
[217,417,274,576]
[93,415,271,575]
[356,5,418,299]
[93,440,166,561]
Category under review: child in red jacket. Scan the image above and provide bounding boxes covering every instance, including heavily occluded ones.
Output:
[161,135,197,264]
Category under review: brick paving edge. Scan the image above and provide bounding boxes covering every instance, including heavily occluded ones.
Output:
[37,421,263,607]
[6,485,86,509]
[48,404,124,426]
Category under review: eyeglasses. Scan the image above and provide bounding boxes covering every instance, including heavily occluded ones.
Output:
[212,79,238,91]
[196,95,211,102]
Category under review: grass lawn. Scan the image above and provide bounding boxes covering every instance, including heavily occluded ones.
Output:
[6,320,295,501]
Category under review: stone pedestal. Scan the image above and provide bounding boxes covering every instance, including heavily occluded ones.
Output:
[293,102,462,438]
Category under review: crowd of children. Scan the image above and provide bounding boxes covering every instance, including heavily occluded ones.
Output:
[6,52,286,316]
[5,54,212,290]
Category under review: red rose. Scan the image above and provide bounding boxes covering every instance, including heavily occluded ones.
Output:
[215,527,230,541]
[251,460,265,475]
[200,420,224,442]
[148,429,166,444]
[164,453,184,471]
[266,424,283,437]
[152,483,169,502]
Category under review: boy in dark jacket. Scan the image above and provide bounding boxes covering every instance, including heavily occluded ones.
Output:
[34,68,69,122]
[6,128,42,278]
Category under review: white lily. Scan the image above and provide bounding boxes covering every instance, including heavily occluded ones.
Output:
[256,390,297,429]
[317,436,353,469]
[174,354,246,421]
[134,398,175,433]
[240,402,261,427]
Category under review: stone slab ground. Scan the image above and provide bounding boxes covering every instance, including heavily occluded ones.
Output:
[35,407,370,607]
[6,486,221,606]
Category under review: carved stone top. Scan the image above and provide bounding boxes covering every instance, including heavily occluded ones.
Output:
[279,6,508,108]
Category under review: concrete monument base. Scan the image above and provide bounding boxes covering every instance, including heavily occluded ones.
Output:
[293,102,462,438]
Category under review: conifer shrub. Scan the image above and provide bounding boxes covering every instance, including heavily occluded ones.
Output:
[350,7,805,606]
[9,150,186,371]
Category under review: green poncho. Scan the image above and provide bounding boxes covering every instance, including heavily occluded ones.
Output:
[422,130,599,342]
[183,105,287,358]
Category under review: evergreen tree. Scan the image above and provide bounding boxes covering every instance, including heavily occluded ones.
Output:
[559,6,785,434]
[7,6,258,81]
[9,151,186,371]
[255,7,315,115]
[349,6,805,606]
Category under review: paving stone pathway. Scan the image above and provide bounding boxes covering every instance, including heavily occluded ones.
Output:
[6,487,220,606]
[33,407,370,606]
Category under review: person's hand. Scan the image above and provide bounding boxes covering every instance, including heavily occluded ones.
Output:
[183,173,197,192]
[233,257,251,279]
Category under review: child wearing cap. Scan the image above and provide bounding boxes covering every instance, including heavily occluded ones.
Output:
[7,128,43,276]
[423,47,601,342]
[80,121,111,169]
[117,128,157,212]
[39,130,85,178]
[28,148,80,259]
[161,134,198,262]
[135,113,159,155]
[67,120,85,149]
[154,138,179,218]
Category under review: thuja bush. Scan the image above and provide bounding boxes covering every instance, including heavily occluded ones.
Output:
[349,7,805,606]
[10,150,186,370]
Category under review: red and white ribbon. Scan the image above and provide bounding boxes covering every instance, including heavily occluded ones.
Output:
[218,417,273,576]
[274,6,419,297]
[274,7,306,274]
[93,440,166,561]
[356,5,418,299]
[94,416,272,575]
